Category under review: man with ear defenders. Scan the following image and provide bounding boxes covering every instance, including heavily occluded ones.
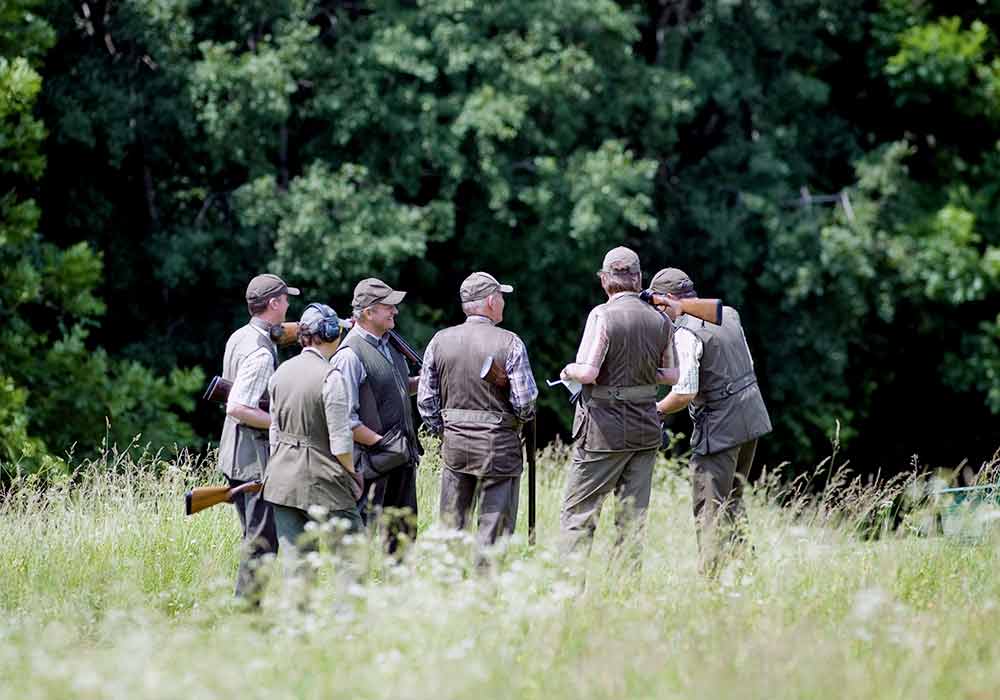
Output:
[263,303,361,550]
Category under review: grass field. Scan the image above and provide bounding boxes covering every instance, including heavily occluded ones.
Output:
[2,441,1000,700]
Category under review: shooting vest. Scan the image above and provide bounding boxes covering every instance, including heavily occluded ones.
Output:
[340,328,420,470]
[218,320,277,480]
[432,318,524,478]
[263,349,358,512]
[573,293,673,453]
[676,307,772,455]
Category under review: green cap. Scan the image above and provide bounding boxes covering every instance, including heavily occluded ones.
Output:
[601,246,641,274]
[352,278,406,310]
[460,272,513,303]
[650,268,695,295]
[246,273,300,301]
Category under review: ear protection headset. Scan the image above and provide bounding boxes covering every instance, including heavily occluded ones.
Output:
[302,303,343,343]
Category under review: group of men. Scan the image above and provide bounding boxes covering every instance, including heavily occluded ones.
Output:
[217,245,772,599]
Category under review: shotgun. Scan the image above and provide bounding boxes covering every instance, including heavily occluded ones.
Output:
[639,290,723,326]
[185,481,262,515]
[479,355,535,543]
[202,375,269,411]
[388,329,423,370]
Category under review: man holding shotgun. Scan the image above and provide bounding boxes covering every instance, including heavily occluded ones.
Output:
[218,273,299,599]
[558,247,677,564]
[417,272,537,550]
[650,268,772,577]
[329,278,422,554]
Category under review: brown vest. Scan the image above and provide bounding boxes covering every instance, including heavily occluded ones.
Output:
[677,307,772,455]
[217,321,277,480]
[433,319,524,477]
[263,349,357,512]
[573,293,673,452]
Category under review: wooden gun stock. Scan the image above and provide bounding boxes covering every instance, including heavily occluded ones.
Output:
[185,481,262,515]
[479,355,509,389]
[387,329,423,370]
[201,376,269,411]
[640,290,723,325]
[269,322,300,346]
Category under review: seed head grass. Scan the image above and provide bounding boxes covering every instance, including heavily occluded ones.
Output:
[2,443,1000,699]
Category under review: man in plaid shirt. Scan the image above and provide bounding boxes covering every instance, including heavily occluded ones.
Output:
[418,272,537,549]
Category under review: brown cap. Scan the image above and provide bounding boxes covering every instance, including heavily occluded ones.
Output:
[460,272,513,302]
[601,246,641,274]
[352,278,406,309]
[650,267,695,295]
[246,273,300,301]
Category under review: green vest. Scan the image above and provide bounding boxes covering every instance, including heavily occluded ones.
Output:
[341,329,420,468]
[433,319,523,477]
[677,307,772,455]
[263,349,358,512]
[217,321,277,480]
[573,293,673,452]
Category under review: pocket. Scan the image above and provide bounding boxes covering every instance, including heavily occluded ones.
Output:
[366,426,410,475]
[570,404,588,444]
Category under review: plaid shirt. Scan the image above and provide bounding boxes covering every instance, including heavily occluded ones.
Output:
[227,318,276,410]
[418,316,537,434]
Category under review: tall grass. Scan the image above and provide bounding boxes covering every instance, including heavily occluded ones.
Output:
[2,443,1000,700]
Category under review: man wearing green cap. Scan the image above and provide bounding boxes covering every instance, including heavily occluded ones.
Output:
[651,268,772,576]
[558,247,677,563]
[417,272,538,549]
[219,273,299,598]
[263,303,361,554]
[329,278,422,554]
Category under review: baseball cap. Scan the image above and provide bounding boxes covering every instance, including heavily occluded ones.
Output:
[459,272,513,302]
[246,273,300,301]
[600,246,641,274]
[299,303,351,333]
[650,268,696,295]
[351,278,406,310]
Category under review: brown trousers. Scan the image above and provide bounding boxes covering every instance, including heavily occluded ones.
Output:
[558,445,657,561]
[691,439,756,576]
[439,468,520,548]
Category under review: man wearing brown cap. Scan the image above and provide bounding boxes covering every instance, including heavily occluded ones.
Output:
[417,272,538,550]
[329,278,421,554]
[218,273,299,598]
[651,268,772,577]
[558,247,677,563]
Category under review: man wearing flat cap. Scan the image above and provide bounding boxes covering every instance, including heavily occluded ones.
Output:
[264,303,361,556]
[218,273,299,598]
[418,272,538,550]
[651,268,772,577]
[329,278,422,554]
[558,247,678,564]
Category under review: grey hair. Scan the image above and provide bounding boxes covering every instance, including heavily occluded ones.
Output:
[461,296,492,317]
[599,270,641,295]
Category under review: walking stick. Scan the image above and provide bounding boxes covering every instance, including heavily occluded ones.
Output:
[525,417,537,545]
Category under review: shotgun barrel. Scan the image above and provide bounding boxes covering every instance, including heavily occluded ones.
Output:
[388,329,423,370]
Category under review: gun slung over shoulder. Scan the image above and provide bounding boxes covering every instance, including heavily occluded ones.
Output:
[639,290,723,326]
[480,355,509,388]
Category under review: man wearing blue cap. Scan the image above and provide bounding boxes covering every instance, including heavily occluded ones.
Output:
[263,303,360,550]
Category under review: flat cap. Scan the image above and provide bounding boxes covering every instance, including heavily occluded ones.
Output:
[460,272,513,303]
[601,246,641,274]
[352,278,406,309]
[246,273,300,301]
[299,303,351,333]
[650,267,695,295]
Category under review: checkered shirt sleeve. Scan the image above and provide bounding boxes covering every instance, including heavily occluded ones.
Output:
[506,336,538,422]
[416,336,443,434]
[228,347,274,410]
[671,327,703,395]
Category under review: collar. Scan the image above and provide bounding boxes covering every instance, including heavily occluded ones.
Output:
[609,291,639,302]
[249,316,273,340]
[355,323,389,347]
[465,315,496,325]
[301,346,327,361]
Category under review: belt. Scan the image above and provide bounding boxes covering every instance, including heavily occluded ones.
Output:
[441,409,519,428]
[588,384,658,402]
[274,430,321,448]
[701,371,758,403]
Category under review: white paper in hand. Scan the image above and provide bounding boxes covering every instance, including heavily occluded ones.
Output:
[547,378,582,402]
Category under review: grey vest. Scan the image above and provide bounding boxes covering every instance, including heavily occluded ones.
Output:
[433,319,523,477]
[574,293,673,452]
[217,321,277,480]
[263,349,357,512]
[341,329,420,468]
[677,307,772,455]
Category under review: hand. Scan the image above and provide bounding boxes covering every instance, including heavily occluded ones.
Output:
[560,366,570,381]
[349,468,364,500]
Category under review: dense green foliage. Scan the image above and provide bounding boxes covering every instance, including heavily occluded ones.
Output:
[3,0,998,473]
